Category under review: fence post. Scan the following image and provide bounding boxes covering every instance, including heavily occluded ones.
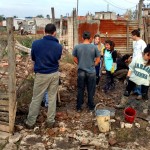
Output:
[126,21,129,51]
[7,17,17,133]
[59,15,63,41]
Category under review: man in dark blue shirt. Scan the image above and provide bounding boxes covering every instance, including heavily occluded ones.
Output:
[24,24,62,129]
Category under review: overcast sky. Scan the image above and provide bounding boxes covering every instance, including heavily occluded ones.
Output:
[0,0,149,18]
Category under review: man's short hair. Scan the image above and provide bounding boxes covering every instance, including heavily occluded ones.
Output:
[45,24,56,34]
[131,29,140,37]
[82,31,91,40]
[122,54,131,62]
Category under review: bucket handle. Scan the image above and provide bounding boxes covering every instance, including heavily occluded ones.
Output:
[94,102,106,112]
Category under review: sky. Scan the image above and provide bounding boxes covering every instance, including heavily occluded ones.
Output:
[0,0,149,18]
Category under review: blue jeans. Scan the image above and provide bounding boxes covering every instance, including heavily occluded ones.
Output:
[77,69,96,110]
[134,85,142,95]
[43,91,48,107]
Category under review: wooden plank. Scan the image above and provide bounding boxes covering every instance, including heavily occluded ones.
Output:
[0,106,9,112]
[0,111,9,116]
[0,93,9,99]
[7,18,17,133]
[0,115,9,122]
[0,99,9,106]
[0,111,9,123]
[0,121,9,132]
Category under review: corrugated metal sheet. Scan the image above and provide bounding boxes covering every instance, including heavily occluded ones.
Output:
[78,22,99,43]
[78,20,138,54]
[100,20,127,34]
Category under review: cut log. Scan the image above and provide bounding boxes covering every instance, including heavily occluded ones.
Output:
[15,41,31,54]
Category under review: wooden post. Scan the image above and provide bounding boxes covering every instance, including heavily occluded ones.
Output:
[126,21,129,51]
[73,8,78,47]
[143,17,148,44]
[138,0,144,31]
[51,7,55,24]
[59,15,63,41]
[7,17,17,133]
[74,9,78,46]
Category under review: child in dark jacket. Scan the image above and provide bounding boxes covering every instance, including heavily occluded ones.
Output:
[114,54,132,80]
[103,40,117,92]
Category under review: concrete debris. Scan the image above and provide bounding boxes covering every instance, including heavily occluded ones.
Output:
[0,131,11,140]
[146,126,150,132]
[135,123,140,128]
[124,123,133,128]
[9,132,22,143]
[3,143,17,150]
[120,122,125,128]
[109,131,116,139]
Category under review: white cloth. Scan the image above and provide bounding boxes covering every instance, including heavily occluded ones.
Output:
[129,56,150,86]
[132,39,146,60]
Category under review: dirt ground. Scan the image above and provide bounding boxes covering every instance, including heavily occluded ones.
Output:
[15,62,150,149]
[0,35,149,149]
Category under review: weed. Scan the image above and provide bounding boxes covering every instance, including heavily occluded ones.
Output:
[61,53,74,64]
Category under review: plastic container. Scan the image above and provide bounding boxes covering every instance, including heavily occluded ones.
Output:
[124,107,136,123]
[95,103,111,132]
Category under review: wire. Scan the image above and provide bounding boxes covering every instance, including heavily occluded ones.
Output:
[123,0,138,4]
[103,0,137,10]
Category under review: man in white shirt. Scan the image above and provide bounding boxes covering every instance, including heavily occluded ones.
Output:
[131,30,147,60]
[131,29,147,100]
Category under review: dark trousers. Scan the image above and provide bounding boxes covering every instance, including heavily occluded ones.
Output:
[77,69,96,110]
[124,80,149,100]
[95,63,100,85]
[114,69,128,80]
[95,57,103,85]
[103,70,115,91]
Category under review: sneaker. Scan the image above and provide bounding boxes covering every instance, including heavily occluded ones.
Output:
[142,93,148,100]
[24,119,35,129]
[77,109,82,113]
[115,96,128,109]
[45,122,55,128]
[136,95,142,100]
[89,109,94,113]
[124,91,130,96]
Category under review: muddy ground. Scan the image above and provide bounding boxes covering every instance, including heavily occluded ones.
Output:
[0,35,149,149]
[15,62,150,149]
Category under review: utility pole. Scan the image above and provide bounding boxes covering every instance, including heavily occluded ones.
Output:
[51,7,55,24]
[138,0,144,30]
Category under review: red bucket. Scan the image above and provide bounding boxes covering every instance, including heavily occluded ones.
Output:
[124,107,136,123]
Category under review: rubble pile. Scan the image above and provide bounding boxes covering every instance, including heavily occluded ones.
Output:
[1,43,150,149]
